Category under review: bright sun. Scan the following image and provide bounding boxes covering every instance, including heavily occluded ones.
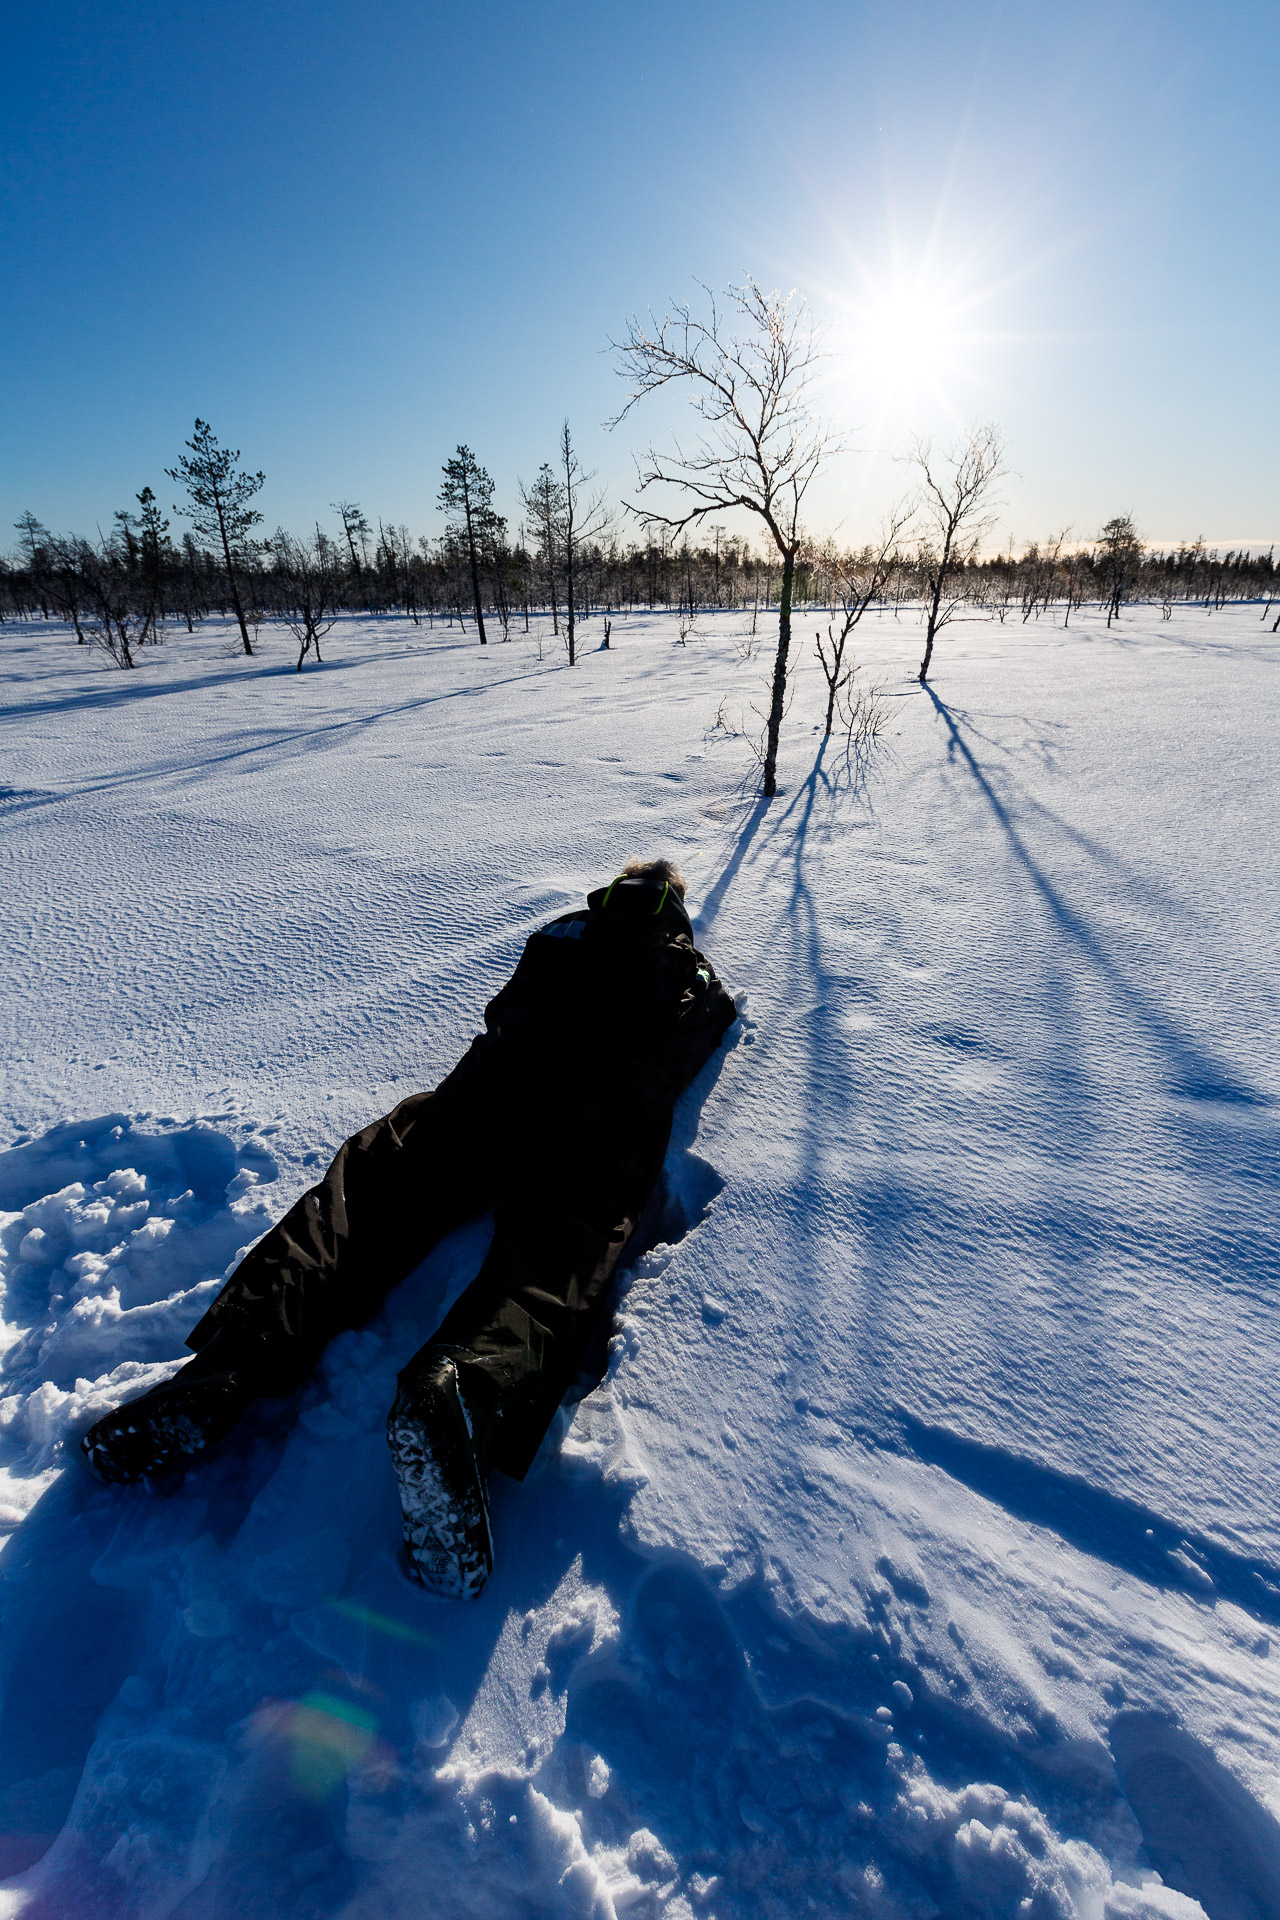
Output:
[858,294,956,388]
[849,281,964,396]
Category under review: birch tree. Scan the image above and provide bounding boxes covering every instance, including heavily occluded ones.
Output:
[908,426,1006,683]
[557,421,609,666]
[274,527,340,669]
[611,279,840,796]
[811,504,913,735]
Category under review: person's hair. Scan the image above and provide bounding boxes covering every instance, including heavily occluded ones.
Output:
[619,855,687,900]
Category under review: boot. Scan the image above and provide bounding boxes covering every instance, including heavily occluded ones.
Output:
[386,1349,497,1599]
[80,1330,267,1483]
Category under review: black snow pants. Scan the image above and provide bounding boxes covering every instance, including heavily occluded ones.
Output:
[185,1034,674,1479]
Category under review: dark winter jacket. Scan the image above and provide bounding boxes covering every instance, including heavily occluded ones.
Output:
[182,875,736,1467]
[481,877,736,1105]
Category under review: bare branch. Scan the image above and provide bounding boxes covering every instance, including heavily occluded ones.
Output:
[609,277,847,796]
[903,425,1007,681]
[609,278,843,562]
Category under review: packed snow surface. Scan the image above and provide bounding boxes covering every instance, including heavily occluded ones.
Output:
[0,603,1277,1919]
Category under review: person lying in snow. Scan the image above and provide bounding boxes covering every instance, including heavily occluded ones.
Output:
[81,858,736,1598]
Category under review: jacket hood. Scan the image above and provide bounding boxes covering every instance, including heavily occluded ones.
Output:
[586,876,694,942]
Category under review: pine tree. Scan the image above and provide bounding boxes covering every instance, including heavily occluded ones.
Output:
[438,447,504,645]
[519,463,567,636]
[1097,514,1144,627]
[166,421,265,655]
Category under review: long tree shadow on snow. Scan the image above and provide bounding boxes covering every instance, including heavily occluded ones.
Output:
[923,686,1271,1111]
[702,739,898,1425]
[897,1413,1280,1628]
[2,621,518,725]
[1,671,543,819]
[922,687,1280,1333]
[702,708,1279,1588]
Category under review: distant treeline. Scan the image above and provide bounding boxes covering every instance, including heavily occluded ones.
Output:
[6,512,1276,641]
[6,411,1279,671]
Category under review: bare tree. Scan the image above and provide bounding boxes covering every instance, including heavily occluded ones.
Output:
[175,533,206,633]
[810,505,913,735]
[75,530,146,668]
[274,527,340,670]
[47,534,89,643]
[1096,514,1144,627]
[439,447,504,645]
[557,421,610,666]
[14,512,90,641]
[610,279,841,796]
[1062,544,1090,628]
[1033,527,1071,624]
[167,420,265,655]
[388,524,422,625]
[834,660,888,780]
[908,425,1006,682]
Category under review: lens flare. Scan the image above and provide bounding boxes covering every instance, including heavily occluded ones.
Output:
[326,1597,437,1648]
[287,1692,380,1798]
[251,1689,393,1800]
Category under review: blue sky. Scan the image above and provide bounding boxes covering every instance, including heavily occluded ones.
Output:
[3,0,1277,553]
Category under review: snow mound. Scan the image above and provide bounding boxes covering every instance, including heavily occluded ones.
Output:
[0,1111,1198,1919]
[0,1114,278,1514]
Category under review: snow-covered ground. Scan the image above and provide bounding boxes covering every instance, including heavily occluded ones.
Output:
[0,601,1277,1919]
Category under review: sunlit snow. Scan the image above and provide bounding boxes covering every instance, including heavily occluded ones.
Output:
[0,604,1277,1917]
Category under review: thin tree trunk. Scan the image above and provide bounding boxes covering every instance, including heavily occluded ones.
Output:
[469,548,488,643]
[215,508,253,655]
[465,507,487,644]
[918,582,941,681]
[566,534,576,665]
[762,550,795,797]
[918,539,952,683]
[226,566,252,654]
[823,629,843,737]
